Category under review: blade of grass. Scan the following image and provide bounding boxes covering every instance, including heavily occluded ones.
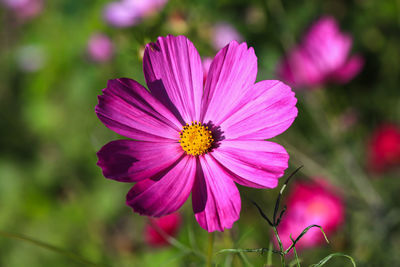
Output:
[309,253,356,267]
[0,230,104,266]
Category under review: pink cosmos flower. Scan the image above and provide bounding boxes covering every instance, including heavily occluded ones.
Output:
[367,124,400,173]
[145,213,182,246]
[104,0,167,28]
[277,16,364,89]
[212,23,243,51]
[96,35,298,232]
[2,0,43,21]
[87,33,114,63]
[277,179,344,249]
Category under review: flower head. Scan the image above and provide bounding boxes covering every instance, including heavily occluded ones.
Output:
[368,124,400,173]
[87,33,114,63]
[145,212,182,246]
[103,0,167,28]
[96,35,297,232]
[277,16,363,89]
[277,179,344,249]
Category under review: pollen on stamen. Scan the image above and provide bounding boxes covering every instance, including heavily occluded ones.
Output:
[179,122,213,156]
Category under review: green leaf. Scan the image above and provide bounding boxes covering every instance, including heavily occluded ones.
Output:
[309,253,356,267]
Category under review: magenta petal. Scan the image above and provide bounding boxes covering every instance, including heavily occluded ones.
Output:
[277,49,322,88]
[211,140,288,188]
[126,156,196,217]
[220,80,297,140]
[143,35,203,123]
[330,55,364,84]
[96,78,182,141]
[201,41,258,125]
[304,17,352,73]
[97,140,184,182]
[192,155,241,232]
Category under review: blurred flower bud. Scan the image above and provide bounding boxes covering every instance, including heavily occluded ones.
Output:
[103,0,168,28]
[166,11,188,35]
[367,124,400,173]
[87,33,114,63]
[16,44,46,72]
[145,213,182,247]
[212,22,243,51]
[2,0,43,21]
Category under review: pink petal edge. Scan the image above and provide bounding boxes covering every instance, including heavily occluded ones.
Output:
[211,140,289,188]
[192,154,241,232]
[143,35,203,123]
[96,78,181,141]
[201,41,258,125]
[126,155,196,217]
[97,140,184,182]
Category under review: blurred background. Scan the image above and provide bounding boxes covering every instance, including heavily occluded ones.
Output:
[1,0,399,266]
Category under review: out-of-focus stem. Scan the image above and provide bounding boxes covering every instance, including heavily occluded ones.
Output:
[273,226,286,267]
[206,232,214,267]
[265,0,295,51]
[267,242,273,266]
[149,220,205,259]
[303,91,383,208]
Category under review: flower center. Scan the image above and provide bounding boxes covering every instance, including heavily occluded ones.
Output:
[179,122,213,156]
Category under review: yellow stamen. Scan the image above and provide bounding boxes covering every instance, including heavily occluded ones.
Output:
[178,122,214,156]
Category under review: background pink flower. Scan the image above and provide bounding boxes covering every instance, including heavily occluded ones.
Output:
[87,33,114,63]
[104,0,168,28]
[145,212,182,246]
[212,22,243,51]
[277,16,363,89]
[277,179,344,249]
[96,35,297,232]
[368,124,400,173]
[2,0,43,21]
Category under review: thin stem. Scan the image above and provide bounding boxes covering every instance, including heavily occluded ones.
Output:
[304,91,383,208]
[217,248,280,254]
[292,246,300,267]
[290,236,301,267]
[273,226,286,267]
[265,0,294,50]
[238,251,254,267]
[0,230,103,266]
[267,242,273,266]
[148,220,205,259]
[206,232,214,267]
[284,225,328,255]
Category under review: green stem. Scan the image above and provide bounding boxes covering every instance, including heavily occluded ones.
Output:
[267,242,273,266]
[148,220,205,259]
[206,232,214,267]
[273,227,285,267]
[290,236,301,267]
[292,246,300,267]
[0,230,103,266]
